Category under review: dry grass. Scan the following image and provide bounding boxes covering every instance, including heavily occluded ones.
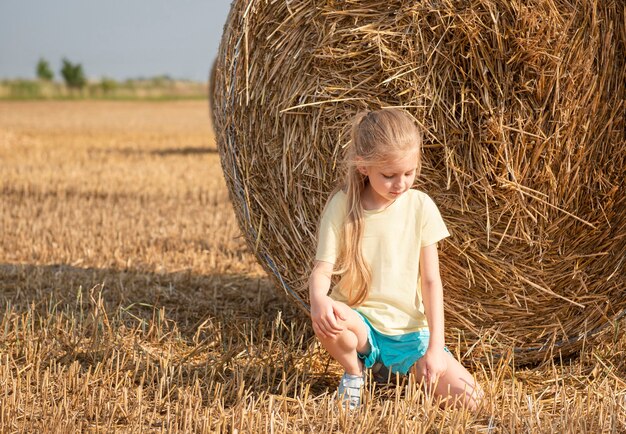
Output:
[1,101,625,432]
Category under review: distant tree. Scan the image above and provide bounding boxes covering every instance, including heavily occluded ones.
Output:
[60,58,86,90]
[151,74,175,87]
[36,58,54,81]
[100,77,117,94]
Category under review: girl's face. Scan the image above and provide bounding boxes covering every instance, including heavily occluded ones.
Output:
[358,149,419,209]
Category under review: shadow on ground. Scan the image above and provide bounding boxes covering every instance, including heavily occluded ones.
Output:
[151,146,218,156]
[0,262,340,399]
[0,262,303,333]
[94,146,218,157]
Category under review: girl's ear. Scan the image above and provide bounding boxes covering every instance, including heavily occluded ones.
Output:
[355,157,368,176]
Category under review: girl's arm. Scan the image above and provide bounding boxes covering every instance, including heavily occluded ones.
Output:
[309,260,346,338]
[418,243,448,383]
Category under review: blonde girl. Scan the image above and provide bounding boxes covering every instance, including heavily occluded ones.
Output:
[309,108,482,410]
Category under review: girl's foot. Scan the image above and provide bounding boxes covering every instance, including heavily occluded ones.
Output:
[337,371,365,409]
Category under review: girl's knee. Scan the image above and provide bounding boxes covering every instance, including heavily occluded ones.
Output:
[316,326,359,351]
[465,380,484,411]
[443,370,482,411]
[331,305,369,348]
[411,356,482,411]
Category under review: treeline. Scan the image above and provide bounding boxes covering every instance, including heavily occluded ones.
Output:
[1,58,208,100]
[36,58,86,89]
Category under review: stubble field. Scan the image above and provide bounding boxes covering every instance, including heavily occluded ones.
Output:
[0,101,624,432]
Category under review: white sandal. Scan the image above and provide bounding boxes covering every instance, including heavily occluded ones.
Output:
[337,372,365,409]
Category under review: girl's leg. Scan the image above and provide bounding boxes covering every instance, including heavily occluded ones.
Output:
[411,352,483,411]
[312,302,370,375]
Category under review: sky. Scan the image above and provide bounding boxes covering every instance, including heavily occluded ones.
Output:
[0,0,232,82]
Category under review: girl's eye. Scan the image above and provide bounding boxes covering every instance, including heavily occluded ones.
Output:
[383,174,394,179]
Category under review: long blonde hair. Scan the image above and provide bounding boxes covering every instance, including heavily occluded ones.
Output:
[331,108,423,306]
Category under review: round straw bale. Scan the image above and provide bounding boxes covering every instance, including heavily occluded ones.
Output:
[212,0,625,364]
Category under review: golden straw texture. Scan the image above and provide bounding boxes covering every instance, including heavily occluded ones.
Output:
[212,0,625,365]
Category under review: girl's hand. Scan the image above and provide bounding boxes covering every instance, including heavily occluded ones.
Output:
[310,295,346,339]
[415,348,448,387]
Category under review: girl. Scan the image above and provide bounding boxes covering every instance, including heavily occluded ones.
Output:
[309,108,482,410]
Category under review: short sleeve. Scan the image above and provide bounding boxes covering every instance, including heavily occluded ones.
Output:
[420,194,450,247]
[314,193,344,264]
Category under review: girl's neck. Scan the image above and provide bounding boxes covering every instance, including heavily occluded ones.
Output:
[360,183,396,212]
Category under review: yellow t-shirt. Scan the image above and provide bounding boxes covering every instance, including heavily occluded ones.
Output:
[315,189,450,335]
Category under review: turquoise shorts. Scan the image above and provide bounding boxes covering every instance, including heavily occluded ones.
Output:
[355,310,450,376]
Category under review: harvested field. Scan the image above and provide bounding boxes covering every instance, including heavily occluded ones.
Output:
[1,101,625,432]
